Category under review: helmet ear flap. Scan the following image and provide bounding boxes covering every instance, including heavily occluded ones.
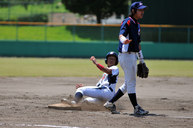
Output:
[115,59,118,65]
[105,59,107,64]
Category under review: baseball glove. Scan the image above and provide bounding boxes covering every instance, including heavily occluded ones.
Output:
[137,63,149,78]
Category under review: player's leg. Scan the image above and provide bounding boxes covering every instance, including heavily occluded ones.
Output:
[126,53,138,107]
[103,87,125,112]
[109,85,126,103]
[75,86,113,103]
[83,97,104,105]
[103,84,126,111]
[81,87,120,113]
[62,87,103,105]
[104,53,128,110]
[111,52,132,103]
[126,53,149,115]
[109,53,128,103]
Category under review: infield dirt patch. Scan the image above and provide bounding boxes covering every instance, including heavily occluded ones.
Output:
[0,77,193,128]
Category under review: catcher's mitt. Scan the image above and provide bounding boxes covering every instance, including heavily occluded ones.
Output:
[137,63,149,78]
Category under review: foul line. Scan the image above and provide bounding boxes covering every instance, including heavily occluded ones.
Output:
[169,116,193,119]
[0,123,89,128]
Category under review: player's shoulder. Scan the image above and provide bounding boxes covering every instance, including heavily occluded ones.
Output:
[110,66,119,76]
[125,17,131,21]
[121,17,132,26]
[121,17,130,23]
[109,65,119,70]
[128,17,140,25]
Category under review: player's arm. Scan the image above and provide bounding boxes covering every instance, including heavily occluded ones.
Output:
[137,44,149,78]
[119,19,132,44]
[138,44,145,63]
[90,56,112,74]
[119,35,132,44]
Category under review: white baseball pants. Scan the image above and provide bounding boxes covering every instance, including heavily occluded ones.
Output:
[118,52,137,94]
[76,86,115,102]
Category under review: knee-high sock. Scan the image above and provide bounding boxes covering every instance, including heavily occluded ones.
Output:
[109,89,124,103]
[75,92,83,102]
[128,93,138,108]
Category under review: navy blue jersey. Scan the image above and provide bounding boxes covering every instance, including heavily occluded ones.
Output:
[118,17,141,53]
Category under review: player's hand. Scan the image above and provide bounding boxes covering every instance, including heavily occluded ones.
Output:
[90,56,97,65]
[76,83,84,89]
[124,39,132,44]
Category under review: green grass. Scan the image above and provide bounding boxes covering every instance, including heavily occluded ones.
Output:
[0,26,94,41]
[0,25,119,42]
[0,57,192,77]
[146,60,193,77]
[0,0,68,21]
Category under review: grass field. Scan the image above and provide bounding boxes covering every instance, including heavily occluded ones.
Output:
[0,25,118,42]
[0,57,192,77]
[0,26,90,41]
[0,0,67,21]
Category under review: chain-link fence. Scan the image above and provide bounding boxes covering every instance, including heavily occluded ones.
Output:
[0,0,192,43]
[1,22,192,43]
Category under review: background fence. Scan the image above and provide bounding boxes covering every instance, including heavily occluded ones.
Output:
[0,0,193,59]
[0,0,193,43]
[0,22,193,43]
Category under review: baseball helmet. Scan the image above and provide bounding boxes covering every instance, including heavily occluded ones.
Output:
[130,1,147,12]
[105,51,118,65]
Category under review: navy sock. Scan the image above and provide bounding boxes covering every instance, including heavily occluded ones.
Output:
[109,89,124,103]
[128,93,138,108]
[75,92,83,102]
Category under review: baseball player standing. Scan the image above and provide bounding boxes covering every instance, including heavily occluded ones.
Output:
[62,52,119,106]
[104,2,149,115]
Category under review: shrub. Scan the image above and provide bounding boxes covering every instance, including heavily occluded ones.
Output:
[17,14,48,22]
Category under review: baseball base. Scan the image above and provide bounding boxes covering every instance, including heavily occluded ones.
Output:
[48,102,81,110]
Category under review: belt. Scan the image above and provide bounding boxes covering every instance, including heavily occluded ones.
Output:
[109,87,113,92]
[121,52,137,54]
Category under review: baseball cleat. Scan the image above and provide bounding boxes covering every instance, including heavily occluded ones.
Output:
[111,110,120,114]
[134,105,149,115]
[104,101,114,109]
[104,101,117,112]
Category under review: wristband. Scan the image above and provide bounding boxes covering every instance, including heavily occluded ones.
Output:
[120,36,127,43]
[138,50,144,63]
[96,64,104,70]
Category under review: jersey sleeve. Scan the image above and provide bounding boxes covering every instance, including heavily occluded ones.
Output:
[119,19,130,36]
[109,66,119,76]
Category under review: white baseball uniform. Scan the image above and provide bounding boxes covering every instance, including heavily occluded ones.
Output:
[119,52,137,94]
[76,65,119,103]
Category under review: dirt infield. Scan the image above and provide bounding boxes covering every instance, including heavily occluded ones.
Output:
[0,77,193,128]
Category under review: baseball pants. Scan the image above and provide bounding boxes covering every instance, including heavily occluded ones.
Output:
[118,52,137,94]
[76,86,115,102]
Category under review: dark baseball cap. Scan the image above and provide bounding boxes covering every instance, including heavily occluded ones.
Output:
[130,1,147,11]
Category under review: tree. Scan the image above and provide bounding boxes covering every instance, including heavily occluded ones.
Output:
[61,0,128,23]
[20,0,54,10]
[0,0,54,10]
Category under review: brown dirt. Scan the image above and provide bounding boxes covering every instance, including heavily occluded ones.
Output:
[0,77,193,128]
